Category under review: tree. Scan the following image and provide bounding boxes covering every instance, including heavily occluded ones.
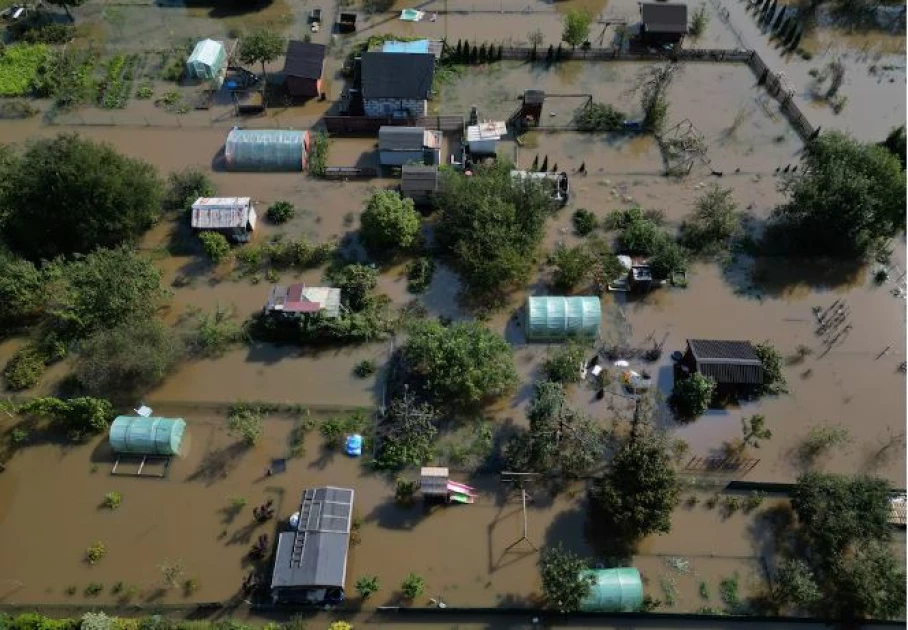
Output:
[359,190,421,256]
[574,102,626,132]
[830,541,905,620]
[374,390,438,469]
[543,342,586,384]
[46,0,87,21]
[163,168,214,212]
[539,544,594,613]
[754,341,787,395]
[617,208,663,254]
[0,254,45,326]
[562,9,592,48]
[0,134,163,260]
[435,160,552,303]
[400,573,426,600]
[774,558,822,612]
[572,209,597,236]
[548,243,594,291]
[679,185,741,255]
[44,247,165,340]
[355,575,380,599]
[589,432,681,545]
[329,263,379,312]
[671,372,715,419]
[400,320,517,409]
[75,317,184,400]
[528,28,544,46]
[3,345,46,391]
[454,39,463,62]
[265,201,295,224]
[18,396,114,441]
[649,237,688,280]
[741,414,772,448]
[199,232,231,263]
[239,29,284,80]
[772,6,787,31]
[880,125,906,169]
[798,424,851,464]
[633,64,677,132]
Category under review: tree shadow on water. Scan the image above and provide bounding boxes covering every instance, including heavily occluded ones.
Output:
[158,0,275,18]
[186,440,248,485]
[722,253,865,301]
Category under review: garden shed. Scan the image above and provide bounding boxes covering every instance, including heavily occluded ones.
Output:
[186,38,227,82]
[109,416,186,456]
[400,164,439,206]
[579,568,643,612]
[680,339,763,390]
[191,197,257,243]
[525,296,601,341]
[224,129,310,172]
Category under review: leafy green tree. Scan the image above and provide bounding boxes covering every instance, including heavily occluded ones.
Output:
[572,208,597,235]
[46,0,87,21]
[880,125,906,169]
[239,29,285,79]
[329,263,379,312]
[3,345,46,391]
[671,372,715,419]
[589,431,680,551]
[774,558,822,613]
[561,9,592,48]
[574,102,626,132]
[680,185,741,255]
[618,209,663,254]
[44,247,165,340]
[830,541,905,620]
[164,168,215,212]
[548,243,594,291]
[754,341,787,395]
[265,201,295,224]
[767,132,905,259]
[0,134,163,260]
[539,544,594,613]
[741,414,772,448]
[401,320,517,409]
[374,391,438,470]
[649,237,688,280]
[436,161,552,303]
[199,232,231,263]
[75,317,184,400]
[543,342,586,384]
[0,254,45,326]
[18,396,114,441]
[359,190,421,256]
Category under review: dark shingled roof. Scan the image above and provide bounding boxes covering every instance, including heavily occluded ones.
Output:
[361,52,435,100]
[283,41,326,80]
[687,339,763,385]
[641,3,689,34]
[271,487,354,591]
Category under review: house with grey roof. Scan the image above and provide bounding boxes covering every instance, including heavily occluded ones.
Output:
[360,52,435,118]
[270,486,355,605]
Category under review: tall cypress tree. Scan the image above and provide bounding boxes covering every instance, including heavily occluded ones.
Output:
[530,43,537,62]
[479,43,487,63]
[497,44,503,61]
[455,39,463,62]
[462,39,470,64]
[764,0,778,25]
[540,155,549,172]
[789,27,803,50]
[555,43,563,61]
[470,45,479,64]
[771,7,786,32]
[546,44,554,63]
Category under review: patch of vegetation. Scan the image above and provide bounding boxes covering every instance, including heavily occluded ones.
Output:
[699,580,710,600]
[8,14,74,44]
[548,243,594,292]
[136,82,153,99]
[394,477,418,503]
[84,583,103,597]
[754,341,787,395]
[308,131,329,178]
[743,491,764,513]
[102,492,122,510]
[671,373,715,419]
[574,102,625,132]
[159,560,185,588]
[543,342,586,384]
[561,8,592,47]
[360,190,421,257]
[719,574,740,610]
[572,208,597,235]
[227,403,264,446]
[689,3,710,36]
[164,168,215,213]
[85,541,107,564]
[539,544,594,613]
[610,207,688,279]
[355,575,380,599]
[320,410,369,450]
[374,392,437,470]
[32,48,97,109]
[98,53,140,109]
[0,99,39,119]
[183,578,199,597]
[798,424,851,464]
[0,43,49,97]
[17,397,114,442]
[353,359,376,378]
[680,185,741,256]
[266,201,295,224]
[400,572,426,600]
[3,345,47,391]
[879,125,906,170]
[405,257,435,294]
[199,232,231,263]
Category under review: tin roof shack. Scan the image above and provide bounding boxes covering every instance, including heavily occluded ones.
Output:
[401,164,440,206]
[360,52,435,119]
[271,487,355,606]
[265,284,342,319]
[283,41,326,99]
[639,3,688,46]
[466,121,507,156]
[191,197,257,243]
[678,339,764,398]
[378,126,442,167]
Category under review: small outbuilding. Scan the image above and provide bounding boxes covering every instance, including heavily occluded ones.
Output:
[579,568,644,612]
[185,38,227,83]
[400,164,440,206]
[639,3,688,46]
[381,38,444,59]
[679,339,764,394]
[525,296,602,341]
[224,128,311,172]
[265,283,342,319]
[191,197,257,243]
[283,41,326,99]
[378,126,441,166]
[466,121,507,156]
[109,416,186,456]
[271,486,355,605]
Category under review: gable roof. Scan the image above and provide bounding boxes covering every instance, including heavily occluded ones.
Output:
[641,3,689,33]
[379,126,426,151]
[266,284,342,318]
[271,487,354,591]
[361,52,435,100]
[283,41,327,79]
[190,197,252,229]
[686,339,763,385]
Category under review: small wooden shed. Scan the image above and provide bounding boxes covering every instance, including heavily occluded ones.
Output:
[191,197,257,243]
[420,467,449,496]
[400,164,440,206]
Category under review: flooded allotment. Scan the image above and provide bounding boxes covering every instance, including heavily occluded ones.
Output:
[0,0,905,623]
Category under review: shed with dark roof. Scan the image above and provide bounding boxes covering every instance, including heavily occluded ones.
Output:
[681,339,764,386]
[401,164,440,205]
[270,486,355,605]
[283,41,327,98]
[640,3,688,45]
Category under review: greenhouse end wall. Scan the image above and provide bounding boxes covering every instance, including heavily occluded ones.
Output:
[224,129,310,172]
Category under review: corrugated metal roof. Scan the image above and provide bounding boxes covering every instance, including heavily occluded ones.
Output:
[379,126,427,151]
[191,198,253,229]
[688,339,760,362]
[526,296,602,340]
[466,121,507,142]
[687,339,763,385]
[266,284,341,318]
[271,487,354,591]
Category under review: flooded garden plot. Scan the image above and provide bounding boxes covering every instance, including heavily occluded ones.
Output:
[0,412,781,610]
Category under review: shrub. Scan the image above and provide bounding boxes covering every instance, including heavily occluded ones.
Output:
[394,477,419,504]
[86,541,107,564]
[679,185,740,255]
[266,201,295,224]
[164,168,215,212]
[353,359,376,378]
[539,544,594,613]
[199,231,231,263]
[572,208,597,235]
[671,373,715,419]
[84,583,103,597]
[400,573,426,600]
[183,578,199,596]
[102,492,123,510]
[754,341,787,395]
[3,345,46,391]
[574,102,625,132]
[355,575,380,599]
[360,190,421,256]
[689,3,710,36]
[19,396,114,442]
[308,131,329,177]
[799,424,851,463]
[189,306,244,358]
[0,44,50,97]
[227,404,264,446]
[543,342,586,384]
[81,612,111,630]
[405,257,435,294]
[549,243,594,291]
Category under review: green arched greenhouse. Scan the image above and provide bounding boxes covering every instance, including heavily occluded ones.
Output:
[579,568,643,612]
[109,416,186,456]
[525,296,602,341]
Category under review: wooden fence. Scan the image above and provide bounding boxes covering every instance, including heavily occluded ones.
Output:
[496,46,754,63]
[323,115,463,135]
[745,50,816,140]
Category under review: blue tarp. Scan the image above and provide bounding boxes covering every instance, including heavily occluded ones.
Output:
[382,39,430,54]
